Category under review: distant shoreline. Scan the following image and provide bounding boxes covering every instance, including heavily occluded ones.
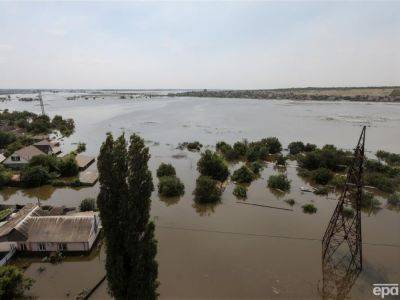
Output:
[168,87,400,103]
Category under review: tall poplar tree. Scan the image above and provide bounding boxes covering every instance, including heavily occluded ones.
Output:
[97,133,158,299]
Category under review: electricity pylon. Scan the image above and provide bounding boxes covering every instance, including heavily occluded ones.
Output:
[321,126,366,299]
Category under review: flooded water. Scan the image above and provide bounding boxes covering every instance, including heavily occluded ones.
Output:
[1,93,399,299]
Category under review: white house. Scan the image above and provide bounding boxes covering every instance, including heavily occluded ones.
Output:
[0,204,101,252]
[2,145,45,169]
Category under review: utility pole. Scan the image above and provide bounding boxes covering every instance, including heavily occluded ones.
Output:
[321,126,366,299]
[38,91,45,115]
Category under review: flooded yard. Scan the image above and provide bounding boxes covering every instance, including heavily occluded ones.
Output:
[1,94,400,299]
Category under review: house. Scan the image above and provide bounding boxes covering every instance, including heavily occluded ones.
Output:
[0,204,101,252]
[33,139,61,155]
[3,145,46,169]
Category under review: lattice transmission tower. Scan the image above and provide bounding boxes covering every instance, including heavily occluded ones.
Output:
[321,126,366,299]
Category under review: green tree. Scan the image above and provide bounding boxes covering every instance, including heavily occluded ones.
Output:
[97,133,158,299]
[288,141,305,155]
[156,163,176,178]
[80,198,96,211]
[58,155,79,177]
[265,137,282,154]
[267,174,291,191]
[21,166,50,187]
[231,166,254,184]
[158,176,184,197]
[197,150,229,181]
[194,176,222,203]
[0,265,33,299]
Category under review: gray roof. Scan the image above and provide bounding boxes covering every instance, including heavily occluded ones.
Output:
[0,204,97,243]
[12,145,45,161]
[0,204,39,238]
[24,215,96,243]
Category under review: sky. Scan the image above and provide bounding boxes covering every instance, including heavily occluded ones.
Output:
[0,1,399,89]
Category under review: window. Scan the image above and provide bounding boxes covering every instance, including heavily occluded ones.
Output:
[19,243,27,251]
[38,243,46,251]
[11,156,20,162]
[58,243,67,251]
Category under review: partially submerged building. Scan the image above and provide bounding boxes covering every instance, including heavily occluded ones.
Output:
[2,139,61,169]
[3,145,46,169]
[0,204,101,252]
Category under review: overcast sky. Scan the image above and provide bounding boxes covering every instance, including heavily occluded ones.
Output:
[0,1,399,89]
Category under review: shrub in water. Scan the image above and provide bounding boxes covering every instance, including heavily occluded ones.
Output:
[302,203,317,214]
[233,185,247,199]
[312,168,333,185]
[249,161,263,175]
[158,176,185,197]
[360,191,381,208]
[231,166,254,184]
[288,141,305,155]
[387,192,400,206]
[342,207,355,218]
[233,141,248,156]
[194,176,221,203]
[314,186,330,195]
[267,174,291,191]
[275,155,287,166]
[197,150,229,181]
[285,199,295,206]
[156,163,176,178]
[264,137,282,154]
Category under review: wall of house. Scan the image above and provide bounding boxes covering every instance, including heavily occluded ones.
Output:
[18,241,89,252]
[3,158,28,169]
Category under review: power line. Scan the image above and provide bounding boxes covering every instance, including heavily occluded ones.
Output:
[156,224,400,248]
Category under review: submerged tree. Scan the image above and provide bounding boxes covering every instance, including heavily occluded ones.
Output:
[97,133,158,299]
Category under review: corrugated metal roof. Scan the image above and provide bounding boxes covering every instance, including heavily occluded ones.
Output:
[25,215,95,243]
[0,204,38,238]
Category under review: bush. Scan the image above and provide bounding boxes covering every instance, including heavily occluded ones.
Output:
[304,143,317,152]
[267,174,291,191]
[342,207,355,218]
[0,167,12,187]
[58,155,79,177]
[302,203,317,214]
[265,137,282,154]
[361,192,381,209]
[156,163,176,178]
[29,154,60,173]
[314,186,330,195]
[51,180,67,187]
[216,141,239,161]
[387,192,400,206]
[276,155,287,166]
[76,142,86,153]
[21,166,50,187]
[194,176,222,203]
[331,175,346,188]
[0,265,33,299]
[231,166,254,184]
[312,168,333,185]
[285,199,295,206]
[376,150,400,166]
[80,198,96,211]
[0,131,16,148]
[288,141,305,155]
[197,150,229,181]
[233,185,247,199]
[179,141,202,151]
[249,161,263,175]
[364,172,395,193]
[158,176,185,197]
[298,146,352,172]
[246,142,269,162]
[233,141,248,156]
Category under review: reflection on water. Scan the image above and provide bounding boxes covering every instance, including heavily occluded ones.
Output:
[192,202,220,217]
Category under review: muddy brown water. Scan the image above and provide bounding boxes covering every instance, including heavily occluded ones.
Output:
[1,93,400,299]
